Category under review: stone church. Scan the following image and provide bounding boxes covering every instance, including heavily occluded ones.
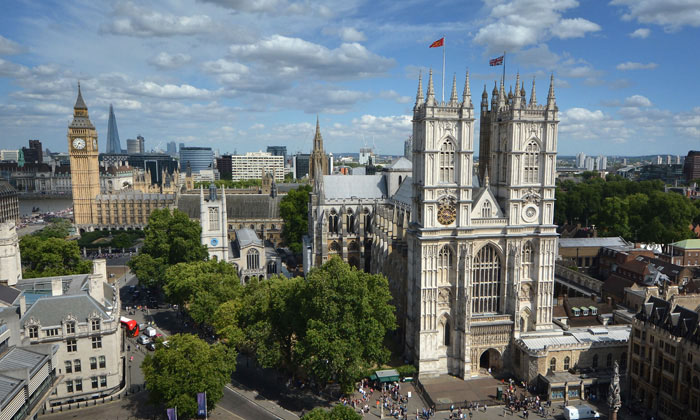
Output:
[308,70,559,379]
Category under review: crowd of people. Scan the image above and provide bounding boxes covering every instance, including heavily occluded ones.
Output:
[502,378,552,418]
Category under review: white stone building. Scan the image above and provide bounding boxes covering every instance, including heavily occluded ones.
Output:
[0,222,22,286]
[231,152,284,182]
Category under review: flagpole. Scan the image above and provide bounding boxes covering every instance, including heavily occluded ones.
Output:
[502,51,506,85]
[442,36,446,103]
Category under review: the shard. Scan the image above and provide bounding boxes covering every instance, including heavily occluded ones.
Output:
[106,104,122,154]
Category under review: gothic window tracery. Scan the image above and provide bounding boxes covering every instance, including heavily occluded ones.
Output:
[208,207,219,231]
[439,139,455,183]
[328,209,339,233]
[522,242,534,279]
[246,249,260,270]
[481,201,492,218]
[472,244,502,314]
[438,245,452,285]
[524,141,540,183]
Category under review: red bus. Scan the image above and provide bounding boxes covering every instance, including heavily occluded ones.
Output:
[120,316,139,337]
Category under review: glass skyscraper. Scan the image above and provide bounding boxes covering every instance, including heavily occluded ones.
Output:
[106,104,122,154]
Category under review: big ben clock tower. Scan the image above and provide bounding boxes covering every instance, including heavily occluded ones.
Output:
[68,83,100,230]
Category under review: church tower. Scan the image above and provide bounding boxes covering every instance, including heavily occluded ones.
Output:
[68,83,100,230]
[309,117,328,183]
[200,184,229,261]
[406,70,558,379]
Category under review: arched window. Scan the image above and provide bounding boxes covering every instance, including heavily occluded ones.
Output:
[564,356,570,371]
[439,140,455,183]
[346,209,355,233]
[522,242,534,279]
[329,241,340,252]
[606,353,613,368]
[208,207,219,231]
[524,141,540,184]
[364,208,372,234]
[481,201,492,218]
[348,241,359,251]
[592,354,599,369]
[550,358,556,372]
[267,261,277,274]
[329,210,339,234]
[620,352,627,372]
[246,249,260,270]
[472,245,502,314]
[444,320,451,346]
[438,246,452,285]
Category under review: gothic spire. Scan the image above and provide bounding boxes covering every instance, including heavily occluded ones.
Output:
[415,70,424,106]
[313,115,324,152]
[530,77,537,105]
[426,69,436,105]
[498,79,505,106]
[74,82,87,110]
[463,70,471,105]
[513,73,521,107]
[449,73,458,103]
[547,73,556,108]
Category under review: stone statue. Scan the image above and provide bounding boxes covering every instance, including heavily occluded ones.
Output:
[608,360,622,420]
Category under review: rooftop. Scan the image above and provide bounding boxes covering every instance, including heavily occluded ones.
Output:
[670,239,700,250]
[519,325,630,351]
[559,237,629,248]
[322,174,387,200]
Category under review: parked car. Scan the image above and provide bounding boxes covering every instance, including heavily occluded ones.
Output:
[137,336,151,345]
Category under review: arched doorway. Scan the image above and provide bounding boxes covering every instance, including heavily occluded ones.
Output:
[479,348,502,374]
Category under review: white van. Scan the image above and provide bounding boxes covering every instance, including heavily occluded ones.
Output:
[564,404,601,420]
[144,326,157,337]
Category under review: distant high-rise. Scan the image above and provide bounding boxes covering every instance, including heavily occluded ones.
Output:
[22,140,42,164]
[106,104,122,154]
[166,141,177,157]
[266,146,287,161]
[584,156,594,171]
[683,150,700,181]
[180,147,214,173]
[359,147,374,165]
[576,152,586,168]
[294,153,311,179]
[404,136,412,161]
[127,136,145,154]
[656,155,662,165]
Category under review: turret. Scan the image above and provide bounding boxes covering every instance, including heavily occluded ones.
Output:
[498,79,505,107]
[481,84,488,111]
[529,77,537,106]
[462,70,472,108]
[449,73,458,105]
[513,73,521,108]
[414,71,424,109]
[426,69,436,106]
[547,74,556,109]
[491,82,499,107]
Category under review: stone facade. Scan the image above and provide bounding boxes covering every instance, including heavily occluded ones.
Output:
[0,222,21,286]
[0,182,19,224]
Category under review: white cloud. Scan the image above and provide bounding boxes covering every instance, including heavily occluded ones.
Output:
[474,0,601,52]
[130,82,217,99]
[563,107,606,122]
[611,0,700,31]
[351,114,411,133]
[322,27,367,42]
[201,59,249,74]
[148,52,192,69]
[673,106,700,138]
[228,35,395,79]
[379,90,411,104]
[197,0,302,14]
[616,61,658,70]
[629,28,651,38]
[624,95,652,107]
[0,35,23,55]
[103,1,213,37]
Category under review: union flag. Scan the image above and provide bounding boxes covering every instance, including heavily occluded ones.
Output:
[489,55,504,66]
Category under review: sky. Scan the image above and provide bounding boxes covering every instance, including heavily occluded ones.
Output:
[0,0,699,157]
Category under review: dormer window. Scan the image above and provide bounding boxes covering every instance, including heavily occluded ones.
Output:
[66,322,76,334]
[28,326,38,339]
[91,319,101,331]
[582,307,589,316]
[590,307,598,316]
[572,307,580,317]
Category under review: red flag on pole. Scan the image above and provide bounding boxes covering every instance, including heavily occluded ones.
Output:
[489,55,504,66]
[429,38,444,48]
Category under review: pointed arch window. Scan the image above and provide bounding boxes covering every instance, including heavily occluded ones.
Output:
[438,245,452,285]
[522,242,535,279]
[439,140,455,183]
[550,357,557,372]
[444,320,451,346]
[328,210,339,234]
[246,249,260,270]
[481,201,492,218]
[564,356,570,371]
[472,245,502,314]
[208,207,219,231]
[524,141,540,183]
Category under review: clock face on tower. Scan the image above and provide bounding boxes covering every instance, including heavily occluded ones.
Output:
[210,238,219,246]
[72,138,86,150]
[437,196,457,225]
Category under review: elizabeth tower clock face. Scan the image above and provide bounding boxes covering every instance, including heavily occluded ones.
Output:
[72,138,86,150]
[437,196,457,225]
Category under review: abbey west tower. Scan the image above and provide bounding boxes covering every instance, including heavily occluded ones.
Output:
[68,84,100,229]
[406,70,558,378]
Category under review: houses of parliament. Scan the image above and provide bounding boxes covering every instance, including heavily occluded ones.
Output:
[68,85,177,232]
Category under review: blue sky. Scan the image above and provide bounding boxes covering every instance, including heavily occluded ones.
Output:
[0,0,699,156]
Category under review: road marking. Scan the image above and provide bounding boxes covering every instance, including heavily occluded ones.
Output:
[216,404,246,420]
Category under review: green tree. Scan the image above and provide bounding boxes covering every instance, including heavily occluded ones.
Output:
[597,196,630,238]
[128,209,208,288]
[163,260,241,325]
[142,334,236,419]
[36,219,72,239]
[20,236,92,278]
[295,257,396,393]
[280,184,312,253]
[301,405,362,420]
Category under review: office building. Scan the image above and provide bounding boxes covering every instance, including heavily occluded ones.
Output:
[216,154,232,180]
[22,140,42,165]
[0,150,19,162]
[683,151,700,182]
[126,136,145,155]
[294,153,310,180]
[359,147,374,165]
[266,146,287,160]
[231,152,283,181]
[180,147,214,174]
[106,104,122,154]
[166,141,177,157]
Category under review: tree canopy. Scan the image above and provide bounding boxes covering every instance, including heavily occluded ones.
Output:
[128,209,208,288]
[20,235,92,278]
[280,184,312,253]
[141,334,236,419]
[163,260,241,325]
[213,257,396,393]
[555,176,699,243]
[35,218,72,239]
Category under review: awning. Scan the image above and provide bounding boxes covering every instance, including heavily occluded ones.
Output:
[374,369,400,383]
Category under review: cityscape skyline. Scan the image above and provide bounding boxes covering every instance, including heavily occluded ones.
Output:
[0,1,699,156]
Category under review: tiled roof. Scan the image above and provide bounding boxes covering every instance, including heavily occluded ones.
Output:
[391,177,412,206]
[177,194,283,219]
[559,237,629,248]
[20,294,110,328]
[322,175,387,200]
[235,228,262,248]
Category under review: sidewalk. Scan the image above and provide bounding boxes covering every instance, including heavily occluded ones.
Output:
[227,380,299,420]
